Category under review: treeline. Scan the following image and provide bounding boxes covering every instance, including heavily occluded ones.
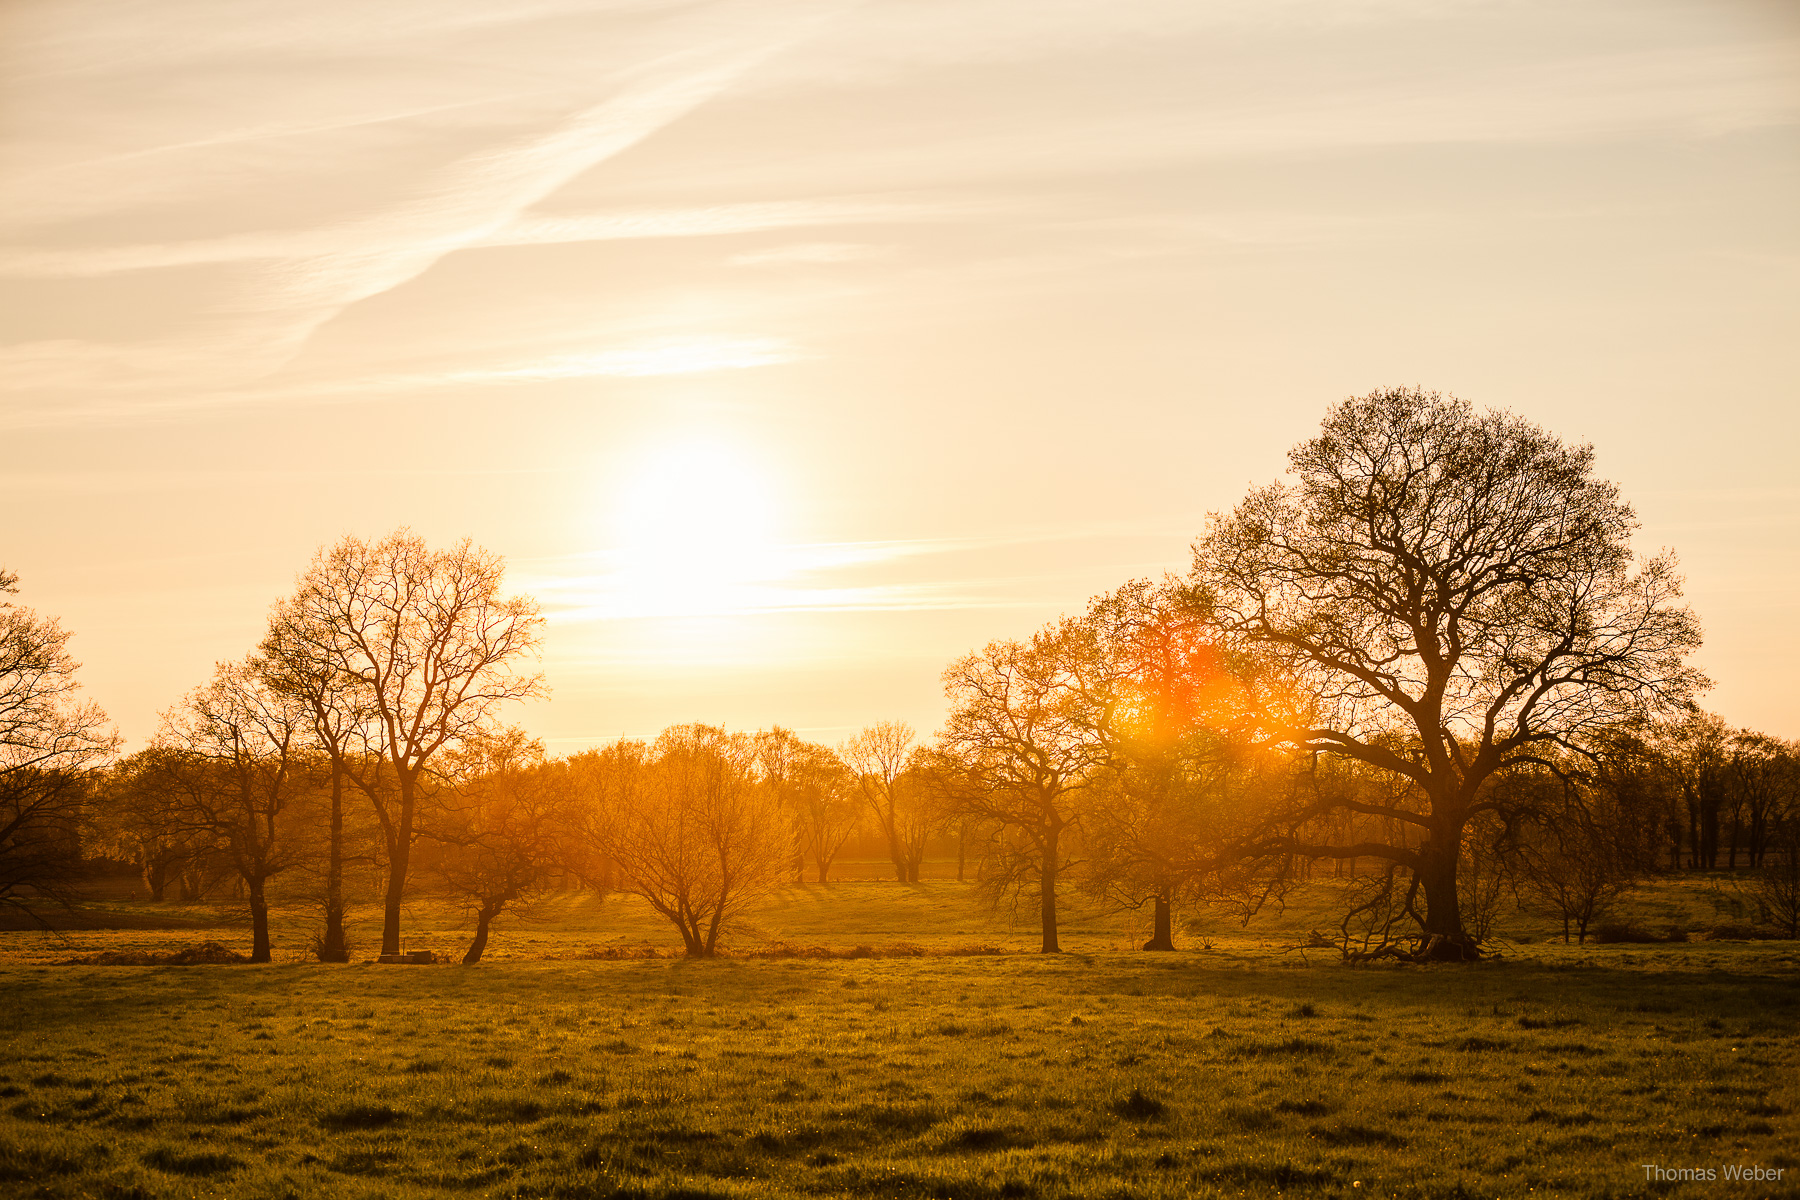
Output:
[5,389,1798,962]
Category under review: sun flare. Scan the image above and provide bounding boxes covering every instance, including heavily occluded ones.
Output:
[607,439,783,618]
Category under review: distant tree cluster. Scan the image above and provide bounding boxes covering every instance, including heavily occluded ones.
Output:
[2,570,119,924]
[7,389,1798,962]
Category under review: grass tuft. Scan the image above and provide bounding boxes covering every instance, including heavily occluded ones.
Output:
[141,1145,240,1175]
[1111,1088,1166,1121]
[320,1102,406,1130]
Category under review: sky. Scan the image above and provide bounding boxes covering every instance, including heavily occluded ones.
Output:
[2,0,1797,752]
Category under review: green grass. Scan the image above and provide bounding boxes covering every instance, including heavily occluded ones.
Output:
[0,878,1795,1198]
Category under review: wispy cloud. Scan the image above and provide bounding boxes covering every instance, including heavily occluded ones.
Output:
[728,241,891,267]
[0,198,960,279]
[0,2,847,421]
[245,45,816,356]
[0,334,800,430]
[518,524,1197,622]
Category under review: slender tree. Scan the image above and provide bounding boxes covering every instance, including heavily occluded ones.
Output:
[259,617,381,960]
[264,531,545,957]
[570,725,788,958]
[842,721,934,882]
[938,623,1112,953]
[1075,580,1272,950]
[431,728,565,964]
[1726,731,1796,870]
[758,729,857,884]
[151,657,312,962]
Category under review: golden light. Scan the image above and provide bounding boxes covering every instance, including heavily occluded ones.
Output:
[606,438,785,619]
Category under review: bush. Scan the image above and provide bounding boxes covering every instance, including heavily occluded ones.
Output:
[311,928,353,963]
[1592,924,1664,944]
[64,941,248,965]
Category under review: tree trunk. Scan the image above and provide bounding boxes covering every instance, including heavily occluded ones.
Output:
[704,903,725,957]
[144,856,168,901]
[1040,824,1061,954]
[956,827,966,883]
[1142,890,1174,951]
[817,856,830,884]
[1415,834,1477,960]
[248,878,271,963]
[318,764,349,962]
[463,906,496,964]
[381,771,417,957]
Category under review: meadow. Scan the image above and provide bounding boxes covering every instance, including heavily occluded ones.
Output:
[0,878,1795,1199]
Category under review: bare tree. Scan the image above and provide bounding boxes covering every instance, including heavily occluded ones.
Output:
[938,624,1111,953]
[570,725,787,957]
[150,657,313,961]
[1658,714,1731,869]
[0,570,118,924]
[1073,581,1285,950]
[1498,757,1656,943]
[842,721,934,882]
[1743,821,1800,937]
[264,531,545,957]
[1726,732,1797,870]
[758,728,857,883]
[431,728,566,964]
[1191,388,1705,959]
[259,616,383,960]
[90,754,214,900]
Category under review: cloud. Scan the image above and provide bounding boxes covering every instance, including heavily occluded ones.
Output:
[0,2,847,422]
[0,334,800,430]
[243,44,813,350]
[519,523,1197,622]
[728,241,891,266]
[0,198,960,279]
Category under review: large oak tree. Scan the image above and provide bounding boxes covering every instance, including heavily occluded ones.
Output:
[1191,388,1704,958]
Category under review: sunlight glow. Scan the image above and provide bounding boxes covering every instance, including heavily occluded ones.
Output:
[607,440,785,619]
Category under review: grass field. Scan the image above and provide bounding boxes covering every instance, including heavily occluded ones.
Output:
[1,879,1795,1198]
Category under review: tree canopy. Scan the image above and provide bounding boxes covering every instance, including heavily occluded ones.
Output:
[1190,387,1706,956]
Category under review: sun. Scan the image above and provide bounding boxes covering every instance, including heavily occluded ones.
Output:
[607,439,783,618]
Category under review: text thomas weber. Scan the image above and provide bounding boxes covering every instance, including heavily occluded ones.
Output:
[1641,1164,1787,1183]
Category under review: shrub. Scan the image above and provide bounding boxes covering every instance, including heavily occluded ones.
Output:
[310,927,353,963]
[64,941,248,965]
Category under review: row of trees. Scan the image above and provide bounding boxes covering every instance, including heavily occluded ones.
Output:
[5,389,1797,961]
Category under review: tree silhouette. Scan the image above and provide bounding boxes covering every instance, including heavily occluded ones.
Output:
[150,657,312,962]
[1192,388,1705,959]
[0,570,118,925]
[570,725,787,958]
[938,625,1110,953]
[842,721,934,882]
[264,531,544,957]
